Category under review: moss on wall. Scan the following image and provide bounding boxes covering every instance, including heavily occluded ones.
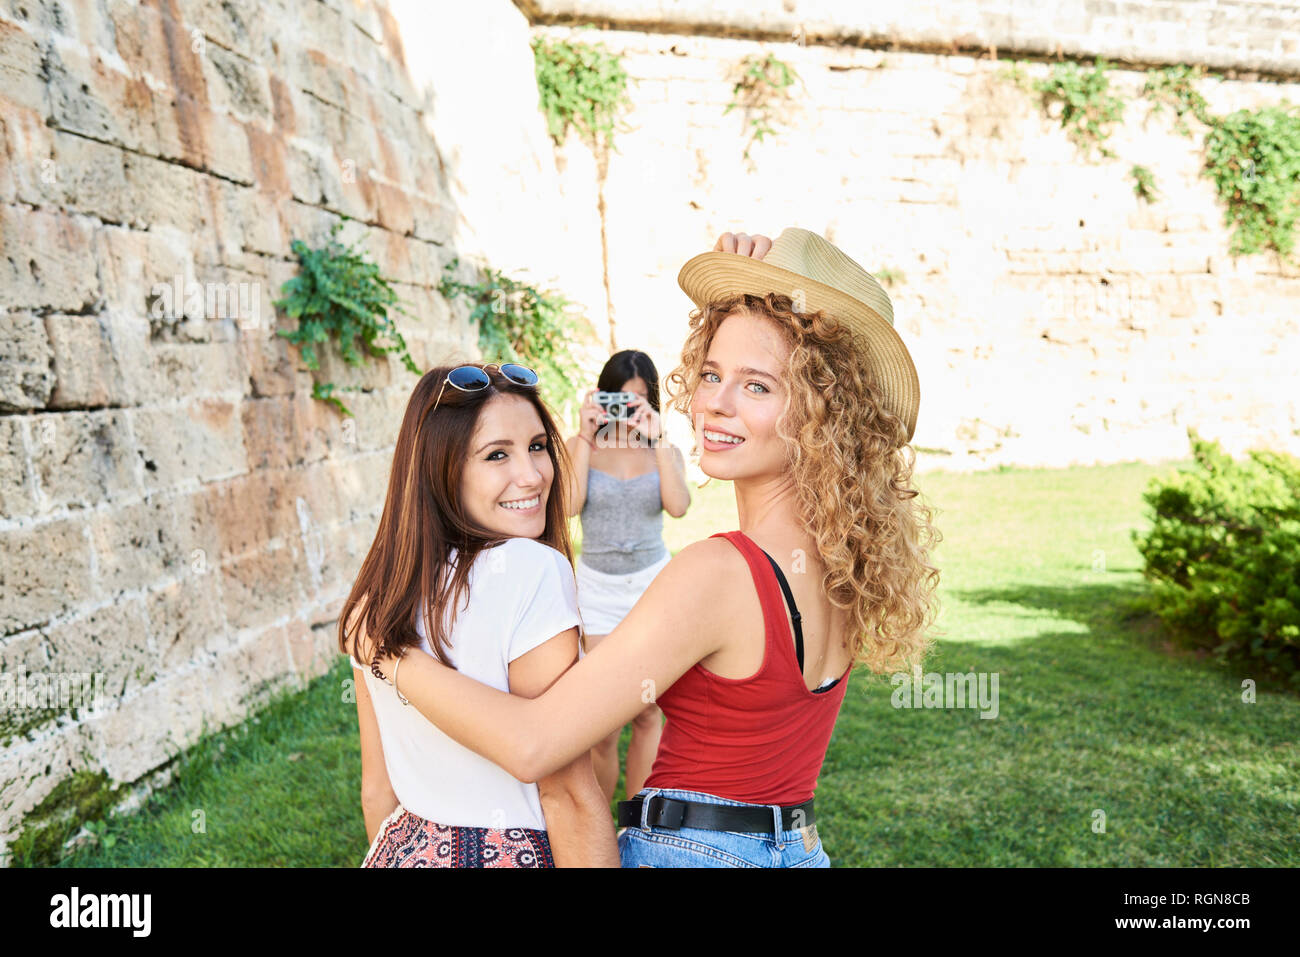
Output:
[8,770,118,867]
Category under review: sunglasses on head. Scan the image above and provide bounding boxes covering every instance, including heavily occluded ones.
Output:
[430,362,539,416]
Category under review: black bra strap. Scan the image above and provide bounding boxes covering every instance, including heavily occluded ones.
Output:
[761,550,804,672]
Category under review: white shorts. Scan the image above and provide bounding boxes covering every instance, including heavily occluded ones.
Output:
[574,551,672,647]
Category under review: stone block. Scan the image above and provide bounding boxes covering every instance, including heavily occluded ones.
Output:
[145,575,227,671]
[0,206,99,311]
[0,417,37,520]
[27,409,142,511]
[201,43,273,123]
[0,516,94,634]
[241,394,312,471]
[48,130,132,224]
[95,223,196,313]
[43,39,160,155]
[41,595,156,701]
[82,665,212,783]
[219,542,306,632]
[0,17,52,114]
[129,397,248,494]
[85,495,187,599]
[196,468,303,561]
[143,341,246,398]
[0,312,54,411]
[45,310,151,409]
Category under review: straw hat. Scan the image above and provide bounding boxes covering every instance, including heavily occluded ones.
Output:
[677,227,920,443]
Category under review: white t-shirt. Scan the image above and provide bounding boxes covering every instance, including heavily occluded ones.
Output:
[351,537,584,830]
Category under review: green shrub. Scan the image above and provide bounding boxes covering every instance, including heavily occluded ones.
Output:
[1132,429,1300,688]
[275,220,420,416]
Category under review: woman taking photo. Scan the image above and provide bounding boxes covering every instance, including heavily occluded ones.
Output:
[566,350,691,801]
[362,228,942,867]
[341,362,618,867]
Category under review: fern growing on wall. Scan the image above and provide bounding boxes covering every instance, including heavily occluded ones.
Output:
[274,220,421,417]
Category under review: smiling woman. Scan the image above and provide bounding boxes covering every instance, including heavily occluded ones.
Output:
[338,362,618,868]
[462,398,553,532]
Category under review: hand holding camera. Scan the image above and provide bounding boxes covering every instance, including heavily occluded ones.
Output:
[579,389,652,448]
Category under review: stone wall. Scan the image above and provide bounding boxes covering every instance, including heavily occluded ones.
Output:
[531,21,1300,468]
[519,0,1300,77]
[0,0,573,862]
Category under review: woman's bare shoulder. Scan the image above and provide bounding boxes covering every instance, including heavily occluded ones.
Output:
[659,537,751,598]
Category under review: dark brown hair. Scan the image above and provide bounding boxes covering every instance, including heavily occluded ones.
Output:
[596,349,661,413]
[339,364,575,669]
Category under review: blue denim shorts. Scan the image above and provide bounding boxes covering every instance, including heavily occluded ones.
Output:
[617,788,831,868]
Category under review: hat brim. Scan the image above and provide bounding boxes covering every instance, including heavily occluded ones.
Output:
[677,251,920,442]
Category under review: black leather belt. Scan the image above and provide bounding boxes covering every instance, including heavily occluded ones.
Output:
[617,795,815,833]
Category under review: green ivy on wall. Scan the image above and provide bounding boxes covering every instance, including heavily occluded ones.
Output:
[725,52,801,164]
[999,57,1300,260]
[1131,164,1159,203]
[1204,105,1300,257]
[1026,57,1127,160]
[532,35,632,149]
[274,220,421,417]
[1142,63,1215,136]
[437,259,595,425]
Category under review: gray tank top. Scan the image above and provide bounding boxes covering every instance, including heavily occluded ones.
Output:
[578,466,670,575]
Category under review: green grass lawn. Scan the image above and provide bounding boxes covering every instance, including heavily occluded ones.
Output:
[53,461,1300,866]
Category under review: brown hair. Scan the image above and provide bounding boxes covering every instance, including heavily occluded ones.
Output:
[664,293,943,675]
[339,364,575,669]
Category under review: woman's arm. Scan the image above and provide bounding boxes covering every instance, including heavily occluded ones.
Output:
[345,598,400,844]
[372,538,737,783]
[656,442,691,518]
[564,434,592,517]
[565,389,606,516]
[509,626,619,867]
[354,661,399,844]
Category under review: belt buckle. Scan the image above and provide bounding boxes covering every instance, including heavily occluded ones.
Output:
[650,797,687,829]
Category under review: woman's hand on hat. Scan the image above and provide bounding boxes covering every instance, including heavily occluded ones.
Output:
[714,232,771,259]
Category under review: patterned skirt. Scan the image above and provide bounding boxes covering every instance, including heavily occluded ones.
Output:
[362,806,555,868]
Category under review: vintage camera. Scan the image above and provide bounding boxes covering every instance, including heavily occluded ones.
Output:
[594,391,640,421]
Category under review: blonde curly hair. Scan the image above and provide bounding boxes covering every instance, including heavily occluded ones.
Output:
[664,292,943,676]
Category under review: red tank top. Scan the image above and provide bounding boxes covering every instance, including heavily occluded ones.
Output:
[642,530,853,806]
